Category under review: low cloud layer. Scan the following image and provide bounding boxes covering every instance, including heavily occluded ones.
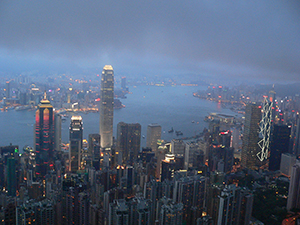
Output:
[0,0,299,82]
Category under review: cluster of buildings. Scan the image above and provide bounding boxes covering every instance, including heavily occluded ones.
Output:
[1,66,300,224]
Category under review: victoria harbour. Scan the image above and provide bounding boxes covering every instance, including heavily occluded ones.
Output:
[0,85,235,150]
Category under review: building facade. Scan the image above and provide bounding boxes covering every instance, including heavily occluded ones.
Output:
[69,116,83,172]
[146,124,161,154]
[241,104,261,170]
[116,122,141,164]
[99,65,114,149]
[35,92,55,176]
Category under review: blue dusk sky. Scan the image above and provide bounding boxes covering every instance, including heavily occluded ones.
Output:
[0,0,299,83]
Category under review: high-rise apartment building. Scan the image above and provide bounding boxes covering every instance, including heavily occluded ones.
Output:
[69,116,83,172]
[116,122,141,164]
[241,104,261,170]
[99,65,114,149]
[146,123,161,153]
[35,92,55,176]
[216,185,253,225]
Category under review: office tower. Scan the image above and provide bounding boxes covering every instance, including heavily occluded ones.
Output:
[184,142,201,169]
[171,139,185,157]
[241,104,261,170]
[116,122,141,164]
[280,153,296,176]
[69,116,83,172]
[161,155,176,182]
[287,160,300,210]
[88,134,101,169]
[6,157,16,196]
[35,92,55,176]
[126,166,134,193]
[99,65,114,149]
[269,124,291,171]
[5,81,11,99]
[121,76,126,90]
[146,123,161,153]
[208,146,234,173]
[218,130,231,148]
[54,113,62,151]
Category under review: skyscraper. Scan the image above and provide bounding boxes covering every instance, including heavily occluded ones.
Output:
[287,160,300,210]
[35,92,55,176]
[99,65,114,149]
[241,104,261,170]
[6,157,16,196]
[269,124,291,171]
[146,123,161,153]
[69,116,83,172]
[116,122,141,164]
[6,81,11,99]
[54,113,62,151]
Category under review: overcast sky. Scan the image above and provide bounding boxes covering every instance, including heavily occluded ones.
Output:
[0,0,299,83]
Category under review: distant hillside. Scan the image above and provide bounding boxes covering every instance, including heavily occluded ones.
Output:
[254,83,300,97]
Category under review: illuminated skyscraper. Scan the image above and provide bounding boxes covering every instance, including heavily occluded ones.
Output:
[35,92,55,176]
[146,123,161,153]
[241,104,262,170]
[99,65,114,149]
[69,116,83,172]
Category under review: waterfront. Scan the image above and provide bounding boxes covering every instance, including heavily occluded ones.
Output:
[0,85,236,150]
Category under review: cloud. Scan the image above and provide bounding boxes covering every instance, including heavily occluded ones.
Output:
[0,0,299,82]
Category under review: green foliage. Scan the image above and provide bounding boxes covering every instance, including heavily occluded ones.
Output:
[252,189,288,225]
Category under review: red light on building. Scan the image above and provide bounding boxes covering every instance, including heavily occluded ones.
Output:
[219,86,222,88]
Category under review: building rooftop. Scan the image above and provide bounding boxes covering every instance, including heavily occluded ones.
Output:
[103,65,113,70]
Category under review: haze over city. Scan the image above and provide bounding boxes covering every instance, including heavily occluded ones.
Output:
[1,1,300,225]
[0,0,299,83]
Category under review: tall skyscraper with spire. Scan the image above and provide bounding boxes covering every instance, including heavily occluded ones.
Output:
[99,65,114,149]
[35,92,55,176]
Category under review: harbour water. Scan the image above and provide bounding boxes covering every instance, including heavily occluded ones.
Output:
[0,85,236,150]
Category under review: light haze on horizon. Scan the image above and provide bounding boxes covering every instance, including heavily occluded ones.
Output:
[0,0,299,83]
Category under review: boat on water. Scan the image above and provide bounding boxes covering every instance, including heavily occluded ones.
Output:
[142,135,145,139]
[175,130,183,136]
[168,127,174,133]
